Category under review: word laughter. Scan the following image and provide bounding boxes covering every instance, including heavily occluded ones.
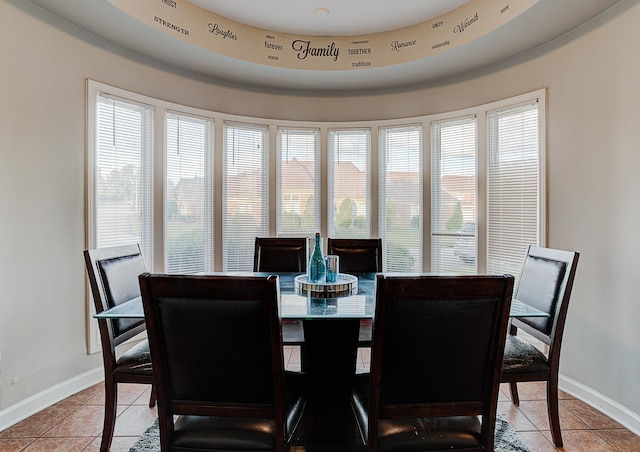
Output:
[292,40,339,61]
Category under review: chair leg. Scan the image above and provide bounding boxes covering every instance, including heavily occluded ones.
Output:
[100,382,117,452]
[149,384,156,408]
[547,378,563,447]
[509,382,520,405]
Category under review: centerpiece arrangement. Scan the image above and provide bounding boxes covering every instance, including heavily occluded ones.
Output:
[294,233,357,297]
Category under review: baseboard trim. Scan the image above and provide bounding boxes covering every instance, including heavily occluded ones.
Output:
[560,374,640,436]
[0,368,103,432]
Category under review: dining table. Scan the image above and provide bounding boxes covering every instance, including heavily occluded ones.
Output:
[94,271,548,452]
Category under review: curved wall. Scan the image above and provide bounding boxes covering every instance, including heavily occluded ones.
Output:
[1,0,639,433]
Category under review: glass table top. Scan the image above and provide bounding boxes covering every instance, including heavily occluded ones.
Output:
[94,272,548,320]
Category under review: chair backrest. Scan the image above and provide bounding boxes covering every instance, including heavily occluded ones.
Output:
[253,237,308,272]
[326,238,383,273]
[369,274,514,451]
[139,273,289,448]
[84,244,148,348]
[511,246,579,346]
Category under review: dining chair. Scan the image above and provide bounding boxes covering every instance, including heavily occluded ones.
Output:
[139,273,307,452]
[254,237,307,362]
[351,274,514,451]
[327,238,383,347]
[326,238,383,273]
[83,244,155,452]
[501,245,579,447]
[254,237,308,273]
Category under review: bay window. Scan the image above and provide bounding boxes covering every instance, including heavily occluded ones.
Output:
[88,80,544,278]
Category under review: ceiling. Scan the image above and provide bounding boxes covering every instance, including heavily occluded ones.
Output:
[188,0,470,36]
[28,0,621,91]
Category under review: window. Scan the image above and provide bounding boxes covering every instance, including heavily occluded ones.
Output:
[223,121,269,271]
[89,81,544,278]
[379,125,422,272]
[93,92,154,264]
[487,102,542,278]
[431,116,477,274]
[165,112,213,273]
[277,128,320,236]
[328,129,371,239]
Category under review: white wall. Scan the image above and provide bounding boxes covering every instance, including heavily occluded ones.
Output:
[1,0,639,431]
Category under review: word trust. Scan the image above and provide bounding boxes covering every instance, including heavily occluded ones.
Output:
[292,40,340,61]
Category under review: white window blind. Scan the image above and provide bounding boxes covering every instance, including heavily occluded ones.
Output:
[431,117,477,274]
[165,112,213,273]
[223,121,268,271]
[95,93,154,265]
[328,129,370,239]
[487,102,540,278]
[379,125,422,272]
[276,128,320,236]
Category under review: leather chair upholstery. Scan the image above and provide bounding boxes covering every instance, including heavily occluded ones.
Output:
[351,274,514,451]
[83,244,155,452]
[139,273,307,452]
[501,245,579,447]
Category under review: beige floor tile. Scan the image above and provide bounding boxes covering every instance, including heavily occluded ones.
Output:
[131,386,155,406]
[22,437,93,451]
[56,384,103,406]
[596,428,640,452]
[497,401,537,431]
[83,435,139,452]
[84,382,152,407]
[517,399,588,431]
[112,405,158,437]
[543,429,617,451]
[516,431,557,452]
[43,405,104,437]
[509,381,547,401]
[0,405,77,438]
[0,438,37,451]
[561,399,624,430]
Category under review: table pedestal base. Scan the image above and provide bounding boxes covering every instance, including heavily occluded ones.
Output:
[302,318,360,452]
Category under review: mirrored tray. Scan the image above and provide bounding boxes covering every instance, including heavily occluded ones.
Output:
[294,273,358,297]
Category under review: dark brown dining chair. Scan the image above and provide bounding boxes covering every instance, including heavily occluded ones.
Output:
[254,237,307,359]
[83,244,155,452]
[254,237,308,273]
[327,238,383,274]
[351,274,514,451]
[327,238,383,346]
[139,273,307,452]
[501,245,579,447]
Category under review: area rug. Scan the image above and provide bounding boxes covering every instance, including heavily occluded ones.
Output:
[130,414,530,451]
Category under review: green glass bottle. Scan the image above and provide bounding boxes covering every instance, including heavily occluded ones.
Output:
[308,233,326,283]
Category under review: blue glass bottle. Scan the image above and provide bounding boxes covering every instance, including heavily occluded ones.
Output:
[308,233,326,283]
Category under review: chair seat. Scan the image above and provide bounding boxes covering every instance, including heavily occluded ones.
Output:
[502,335,550,374]
[351,375,482,452]
[378,417,482,452]
[114,339,153,375]
[174,415,277,450]
[172,374,306,451]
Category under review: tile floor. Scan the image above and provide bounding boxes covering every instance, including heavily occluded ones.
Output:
[1,347,639,451]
